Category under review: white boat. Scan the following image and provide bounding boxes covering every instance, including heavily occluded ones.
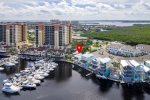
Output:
[38,72,49,77]
[34,74,44,80]
[49,68,54,71]
[2,83,21,94]
[4,62,15,67]
[3,79,12,84]
[0,67,4,71]
[21,81,36,89]
[11,60,18,64]
[28,76,41,85]
[15,73,21,77]
[44,70,50,73]
[51,65,57,69]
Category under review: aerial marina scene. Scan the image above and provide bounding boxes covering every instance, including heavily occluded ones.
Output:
[0,0,150,100]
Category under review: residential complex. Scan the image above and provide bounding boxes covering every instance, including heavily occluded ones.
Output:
[44,23,72,49]
[90,57,111,77]
[120,60,149,83]
[136,44,150,54]
[107,43,150,57]
[80,53,94,69]
[35,23,45,47]
[73,52,150,83]
[0,21,72,50]
[0,23,27,48]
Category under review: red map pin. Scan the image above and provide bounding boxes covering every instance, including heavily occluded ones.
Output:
[76,44,83,53]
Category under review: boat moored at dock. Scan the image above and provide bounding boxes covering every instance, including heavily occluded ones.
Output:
[1,59,58,94]
[2,83,21,94]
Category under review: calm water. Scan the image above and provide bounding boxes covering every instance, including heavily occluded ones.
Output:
[0,60,150,100]
[79,21,150,26]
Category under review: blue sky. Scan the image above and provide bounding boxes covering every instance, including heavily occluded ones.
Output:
[0,0,150,20]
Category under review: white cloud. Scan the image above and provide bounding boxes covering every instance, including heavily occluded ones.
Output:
[0,0,149,20]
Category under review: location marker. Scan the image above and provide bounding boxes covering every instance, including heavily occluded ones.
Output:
[76,44,83,53]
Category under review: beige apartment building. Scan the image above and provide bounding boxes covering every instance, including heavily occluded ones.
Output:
[35,23,45,47]
[44,23,72,49]
[4,23,27,48]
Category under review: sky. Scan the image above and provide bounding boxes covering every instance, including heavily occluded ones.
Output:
[0,0,150,20]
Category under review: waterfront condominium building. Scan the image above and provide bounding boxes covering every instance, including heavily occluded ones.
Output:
[44,23,72,49]
[35,23,45,47]
[0,23,6,42]
[120,60,145,83]
[120,60,134,83]
[0,23,27,48]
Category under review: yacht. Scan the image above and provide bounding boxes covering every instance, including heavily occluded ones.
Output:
[13,61,19,64]
[38,72,49,77]
[0,67,4,71]
[4,62,15,67]
[21,81,36,89]
[49,68,54,71]
[34,74,45,80]
[28,76,41,85]
[2,83,21,94]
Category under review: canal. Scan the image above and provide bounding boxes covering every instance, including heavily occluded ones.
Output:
[0,60,150,100]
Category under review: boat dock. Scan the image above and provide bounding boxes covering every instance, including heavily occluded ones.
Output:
[0,55,18,66]
[19,54,66,61]
[2,60,58,94]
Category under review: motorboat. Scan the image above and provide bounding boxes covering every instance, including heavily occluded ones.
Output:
[34,74,45,80]
[15,73,21,77]
[4,62,15,67]
[21,81,36,89]
[49,68,54,71]
[50,65,57,69]
[28,76,41,85]
[1,60,58,93]
[0,67,4,71]
[3,80,10,84]
[37,72,49,77]
[43,70,50,73]
[35,60,45,64]
[11,60,18,64]
[2,83,21,94]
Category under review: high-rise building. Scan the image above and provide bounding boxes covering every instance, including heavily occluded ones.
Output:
[35,23,45,47]
[44,23,72,49]
[0,24,6,42]
[0,21,72,50]
[1,23,28,48]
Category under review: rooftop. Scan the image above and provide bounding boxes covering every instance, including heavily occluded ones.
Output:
[72,36,88,40]
[74,53,82,58]
[142,65,150,72]
[129,60,140,67]
[108,44,122,49]
[121,60,130,67]
[100,57,111,64]
[145,60,150,64]
[137,44,150,51]
[82,53,93,58]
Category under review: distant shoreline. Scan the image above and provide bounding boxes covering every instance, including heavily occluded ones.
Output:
[0,20,150,22]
